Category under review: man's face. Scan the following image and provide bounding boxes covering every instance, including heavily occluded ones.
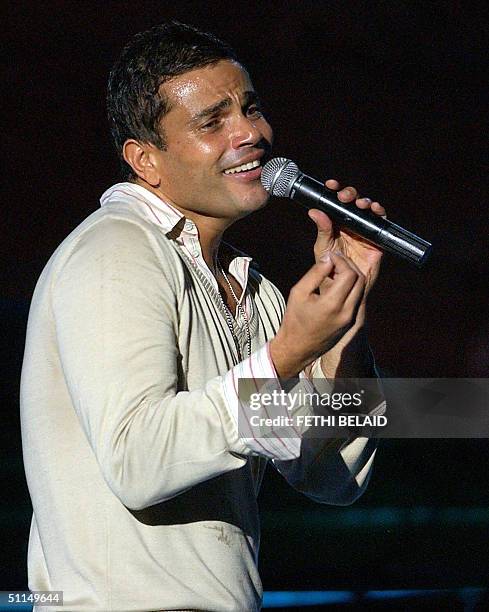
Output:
[148,60,273,222]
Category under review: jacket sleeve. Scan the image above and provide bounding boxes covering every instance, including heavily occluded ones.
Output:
[52,217,302,511]
[271,355,385,506]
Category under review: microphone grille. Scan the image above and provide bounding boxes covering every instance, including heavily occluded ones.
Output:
[261,157,300,197]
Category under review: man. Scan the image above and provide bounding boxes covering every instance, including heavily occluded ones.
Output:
[20,21,386,611]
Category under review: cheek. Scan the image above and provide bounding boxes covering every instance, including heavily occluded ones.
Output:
[187,138,224,168]
[167,146,213,182]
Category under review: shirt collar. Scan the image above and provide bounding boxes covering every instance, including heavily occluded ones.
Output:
[100,182,198,238]
[99,182,256,283]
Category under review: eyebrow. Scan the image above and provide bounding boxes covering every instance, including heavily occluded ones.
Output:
[189,90,261,125]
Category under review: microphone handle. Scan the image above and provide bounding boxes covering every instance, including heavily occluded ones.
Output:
[290,174,432,267]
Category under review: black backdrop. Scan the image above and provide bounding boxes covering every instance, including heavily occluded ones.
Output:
[3,0,488,604]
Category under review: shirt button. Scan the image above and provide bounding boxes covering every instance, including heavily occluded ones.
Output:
[184,220,194,231]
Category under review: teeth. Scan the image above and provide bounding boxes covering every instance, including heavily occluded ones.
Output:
[224,159,260,174]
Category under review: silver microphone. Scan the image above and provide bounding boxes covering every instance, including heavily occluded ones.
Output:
[261,157,432,267]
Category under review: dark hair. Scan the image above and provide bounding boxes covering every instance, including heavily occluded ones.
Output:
[107,21,239,180]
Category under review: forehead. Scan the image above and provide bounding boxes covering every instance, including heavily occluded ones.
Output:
[161,60,254,117]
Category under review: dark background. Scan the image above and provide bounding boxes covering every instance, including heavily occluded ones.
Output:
[3,0,488,608]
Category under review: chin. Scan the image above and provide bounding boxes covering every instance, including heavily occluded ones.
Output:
[239,193,270,217]
[240,183,270,210]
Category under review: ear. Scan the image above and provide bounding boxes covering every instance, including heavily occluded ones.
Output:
[122,139,162,187]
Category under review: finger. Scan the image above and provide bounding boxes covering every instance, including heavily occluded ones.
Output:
[325,179,341,190]
[337,186,358,203]
[318,274,334,293]
[317,249,335,293]
[332,252,366,309]
[355,199,370,209]
[335,249,364,278]
[294,257,335,297]
[371,201,386,217]
[342,269,367,312]
[319,251,360,303]
[354,197,386,217]
[329,250,364,281]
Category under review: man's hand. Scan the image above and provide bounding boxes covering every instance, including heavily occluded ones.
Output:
[308,180,386,297]
[307,179,386,377]
[269,251,365,379]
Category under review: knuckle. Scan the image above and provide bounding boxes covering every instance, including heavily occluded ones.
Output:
[327,303,341,317]
[289,284,300,299]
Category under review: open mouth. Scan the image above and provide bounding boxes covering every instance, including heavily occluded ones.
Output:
[223,159,261,175]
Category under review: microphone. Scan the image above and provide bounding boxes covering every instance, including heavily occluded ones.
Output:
[261,157,432,267]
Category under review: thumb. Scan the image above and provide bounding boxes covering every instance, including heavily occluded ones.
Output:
[308,208,335,255]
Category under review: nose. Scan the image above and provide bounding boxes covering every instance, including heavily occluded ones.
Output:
[230,112,262,150]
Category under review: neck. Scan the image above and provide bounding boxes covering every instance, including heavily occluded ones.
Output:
[199,224,224,274]
[135,179,233,274]
[182,212,231,273]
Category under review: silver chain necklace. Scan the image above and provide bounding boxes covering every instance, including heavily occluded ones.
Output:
[216,259,252,360]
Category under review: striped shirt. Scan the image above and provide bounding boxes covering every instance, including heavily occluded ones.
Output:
[20,181,381,611]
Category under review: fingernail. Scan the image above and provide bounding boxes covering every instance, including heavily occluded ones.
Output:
[363,198,372,203]
[319,251,331,262]
[334,250,343,257]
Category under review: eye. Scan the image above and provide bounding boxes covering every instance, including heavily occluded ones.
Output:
[201,117,221,131]
[247,104,263,119]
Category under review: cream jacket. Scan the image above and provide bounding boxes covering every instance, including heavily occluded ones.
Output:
[20,183,379,611]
